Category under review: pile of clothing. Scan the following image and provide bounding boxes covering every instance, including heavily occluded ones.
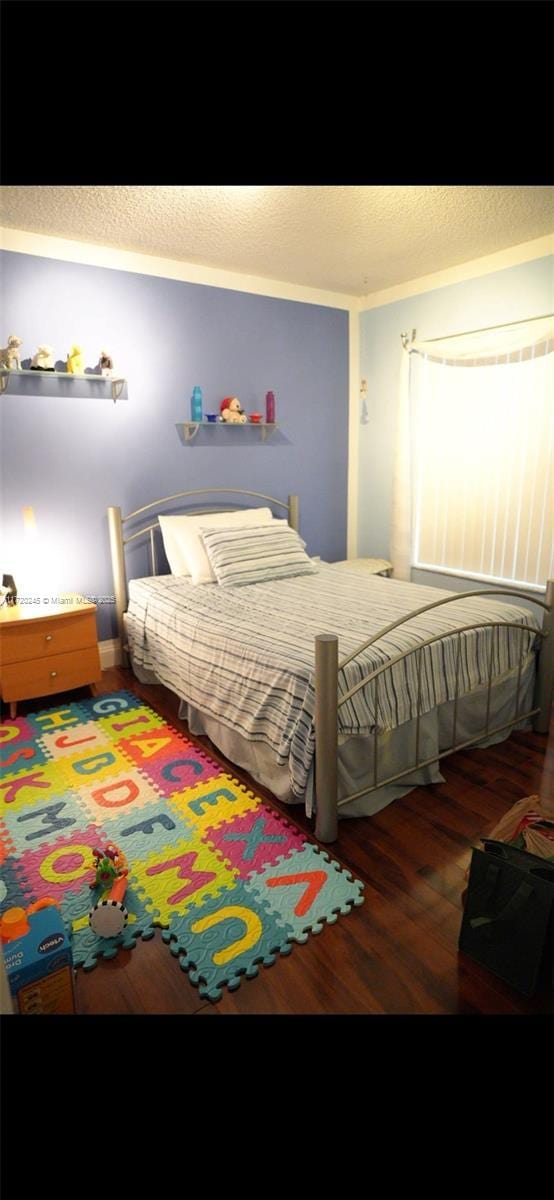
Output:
[487,794,554,861]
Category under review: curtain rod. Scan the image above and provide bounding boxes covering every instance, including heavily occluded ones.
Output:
[405,312,553,347]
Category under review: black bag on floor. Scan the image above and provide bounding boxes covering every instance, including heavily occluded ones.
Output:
[459,840,554,996]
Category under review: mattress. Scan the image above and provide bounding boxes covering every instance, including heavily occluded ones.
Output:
[124,565,539,802]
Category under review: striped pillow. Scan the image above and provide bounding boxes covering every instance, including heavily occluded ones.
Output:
[200,522,318,587]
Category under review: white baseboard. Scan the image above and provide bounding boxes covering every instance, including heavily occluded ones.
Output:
[99,638,122,669]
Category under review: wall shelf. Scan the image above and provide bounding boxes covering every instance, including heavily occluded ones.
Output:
[182,421,278,443]
[0,369,126,403]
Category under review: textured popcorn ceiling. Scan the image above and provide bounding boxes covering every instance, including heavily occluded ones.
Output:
[1,185,552,296]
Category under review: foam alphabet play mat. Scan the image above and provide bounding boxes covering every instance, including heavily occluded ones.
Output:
[0,692,364,1002]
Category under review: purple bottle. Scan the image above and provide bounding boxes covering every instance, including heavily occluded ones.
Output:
[265,390,275,424]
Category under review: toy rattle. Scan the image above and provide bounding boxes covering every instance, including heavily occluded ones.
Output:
[88,843,129,938]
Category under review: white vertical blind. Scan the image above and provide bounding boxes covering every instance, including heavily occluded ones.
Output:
[410,328,553,590]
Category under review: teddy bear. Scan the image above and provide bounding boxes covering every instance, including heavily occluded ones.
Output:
[0,335,23,370]
[67,345,85,374]
[30,344,55,371]
[219,396,247,423]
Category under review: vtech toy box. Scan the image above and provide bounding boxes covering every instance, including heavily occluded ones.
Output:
[3,907,75,1014]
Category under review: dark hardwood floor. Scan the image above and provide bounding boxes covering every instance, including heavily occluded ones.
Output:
[9,667,553,1015]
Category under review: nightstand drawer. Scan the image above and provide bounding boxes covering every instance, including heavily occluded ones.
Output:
[0,611,98,665]
[1,646,101,702]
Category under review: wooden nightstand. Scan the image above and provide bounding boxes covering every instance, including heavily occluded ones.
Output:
[0,595,101,717]
[332,558,393,577]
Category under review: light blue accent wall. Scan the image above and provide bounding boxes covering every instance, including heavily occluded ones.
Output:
[358,254,553,594]
[1,251,349,639]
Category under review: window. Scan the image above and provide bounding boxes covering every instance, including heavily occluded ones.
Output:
[409,327,553,591]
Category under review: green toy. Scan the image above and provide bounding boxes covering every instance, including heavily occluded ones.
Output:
[89,844,127,890]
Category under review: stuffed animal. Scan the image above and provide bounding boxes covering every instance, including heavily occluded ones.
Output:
[0,335,23,370]
[67,344,85,374]
[30,344,55,371]
[220,396,247,423]
[98,349,114,377]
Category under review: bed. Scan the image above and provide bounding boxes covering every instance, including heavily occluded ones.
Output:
[108,490,554,843]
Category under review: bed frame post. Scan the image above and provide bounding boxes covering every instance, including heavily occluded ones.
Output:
[315,634,339,843]
[288,494,299,533]
[533,579,554,733]
[107,505,129,668]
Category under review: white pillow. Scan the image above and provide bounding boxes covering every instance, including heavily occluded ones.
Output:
[159,507,276,584]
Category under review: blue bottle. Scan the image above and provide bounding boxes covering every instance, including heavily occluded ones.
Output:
[191,386,203,422]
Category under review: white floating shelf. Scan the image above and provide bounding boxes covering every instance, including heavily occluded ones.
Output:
[0,369,126,403]
[182,421,278,443]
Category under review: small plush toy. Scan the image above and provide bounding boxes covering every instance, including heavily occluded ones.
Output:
[67,344,85,374]
[98,349,114,377]
[220,396,247,423]
[30,344,55,371]
[0,334,23,370]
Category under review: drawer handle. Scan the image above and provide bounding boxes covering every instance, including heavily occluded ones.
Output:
[45,634,53,642]
[50,671,58,679]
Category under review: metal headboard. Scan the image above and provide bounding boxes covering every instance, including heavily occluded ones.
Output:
[107,489,299,661]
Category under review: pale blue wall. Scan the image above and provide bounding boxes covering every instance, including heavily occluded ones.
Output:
[1,251,348,639]
[358,254,553,599]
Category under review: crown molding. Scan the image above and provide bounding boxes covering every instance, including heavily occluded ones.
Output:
[357,233,554,312]
[0,226,355,311]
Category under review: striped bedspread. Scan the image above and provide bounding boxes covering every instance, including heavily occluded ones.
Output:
[125,566,540,798]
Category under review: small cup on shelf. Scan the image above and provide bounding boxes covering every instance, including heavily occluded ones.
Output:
[205,413,218,422]
[248,412,263,423]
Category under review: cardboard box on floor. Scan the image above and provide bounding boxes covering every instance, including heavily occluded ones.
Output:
[2,907,75,1015]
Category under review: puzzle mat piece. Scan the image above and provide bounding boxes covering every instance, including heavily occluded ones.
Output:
[0,818,15,865]
[117,728,223,797]
[114,722,205,764]
[1,790,86,857]
[203,805,306,879]
[0,716,36,746]
[244,843,364,942]
[0,856,37,913]
[162,879,294,1002]
[71,767,164,826]
[66,880,157,935]
[108,798,197,862]
[15,824,112,905]
[0,738,53,781]
[37,721,114,762]
[97,707,168,743]
[168,775,260,836]
[1,759,81,815]
[74,690,146,722]
[129,836,238,926]
[115,723,186,767]
[57,744,132,792]
[63,882,158,972]
[71,920,156,972]
[24,702,87,739]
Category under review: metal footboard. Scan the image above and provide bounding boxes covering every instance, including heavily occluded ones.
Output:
[314,581,554,843]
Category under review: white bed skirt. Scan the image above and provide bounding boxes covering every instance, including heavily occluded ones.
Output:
[129,654,534,820]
